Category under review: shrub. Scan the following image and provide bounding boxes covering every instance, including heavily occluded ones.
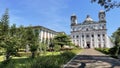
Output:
[95,48,110,54]
[61,51,75,59]
[17,52,31,57]
[0,48,81,68]
[109,46,119,55]
[54,45,61,52]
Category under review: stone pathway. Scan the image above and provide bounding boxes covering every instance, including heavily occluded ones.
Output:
[63,49,120,68]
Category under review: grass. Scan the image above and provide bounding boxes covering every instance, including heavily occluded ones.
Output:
[0,56,4,62]
[0,48,81,68]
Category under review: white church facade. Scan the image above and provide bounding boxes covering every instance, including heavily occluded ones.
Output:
[70,10,114,48]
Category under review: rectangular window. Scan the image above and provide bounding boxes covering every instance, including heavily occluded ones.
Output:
[98,34,100,37]
[92,34,94,37]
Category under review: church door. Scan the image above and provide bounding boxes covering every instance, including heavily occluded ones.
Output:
[86,42,90,48]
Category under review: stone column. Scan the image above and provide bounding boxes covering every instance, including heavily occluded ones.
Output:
[48,32,50,44]
[105,34,108,48]
[100,34,103,48]
[51,33,53,38]
[94,33,98,48]
[74,35,77,45]
[40,30,43,42]
[90,34,93,48]
[84,34,86,48]
[44,30,46,43]
[80,34,83,48]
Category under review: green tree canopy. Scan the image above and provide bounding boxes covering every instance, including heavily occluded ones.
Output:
[54,33,71,48]
[110,27,120,57]
[25,26,39,58]
[91,0,120,11]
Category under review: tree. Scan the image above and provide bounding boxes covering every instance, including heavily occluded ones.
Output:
[110,27,120,57]
[91,0,120,11]
[0,9,20,62]
[0,9,11,61]
[54,33,71,48]
[17,25,27,51]
[25,26,39,58]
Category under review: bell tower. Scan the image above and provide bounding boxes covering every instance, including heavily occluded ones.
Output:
[99,10,106,22]
[71,14,77,26]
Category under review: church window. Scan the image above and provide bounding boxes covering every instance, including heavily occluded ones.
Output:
[76,35,79,38]
[102,26,104,29]
[82,35,84,37]
[103,34,105,37]
[98,34,100,37]
[86,35,89,37]
[92,34,94,37]
[86,28,88,31]
[73,28,74,31]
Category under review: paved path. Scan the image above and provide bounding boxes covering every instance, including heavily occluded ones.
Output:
[64,49,120,68]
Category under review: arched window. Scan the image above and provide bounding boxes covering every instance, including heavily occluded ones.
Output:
[86,34,89,37]
[102,26,104,29]
[98,34,100,37]
[76,35,79,38]
[82,35,84,37]
[91,34,94,37]
[73,28,75,31]
[86,28,88,31]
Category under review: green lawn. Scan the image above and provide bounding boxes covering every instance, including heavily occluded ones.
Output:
[0,48,81,68]
[0,56,4,62]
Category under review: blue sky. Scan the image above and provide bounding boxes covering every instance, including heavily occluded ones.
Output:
[0,0,120,36]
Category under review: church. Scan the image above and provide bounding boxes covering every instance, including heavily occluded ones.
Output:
[70,10,114,48]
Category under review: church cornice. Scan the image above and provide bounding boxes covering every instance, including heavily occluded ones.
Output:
[71,21,106,27]
[71,29,107,33]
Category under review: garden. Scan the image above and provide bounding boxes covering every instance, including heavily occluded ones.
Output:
[0,9,82,68]
[0,48,81,68]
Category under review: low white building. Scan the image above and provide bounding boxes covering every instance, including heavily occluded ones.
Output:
[70,10,114,48]
[32,26,57,44]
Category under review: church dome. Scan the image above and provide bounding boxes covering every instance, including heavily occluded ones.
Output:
[71,13,76,16]
[85,15,93,22]
[99,10,105,13]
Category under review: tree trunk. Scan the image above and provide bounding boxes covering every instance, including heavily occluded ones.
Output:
[31,51,35,58]
[5,52,11,61]
[61,45,63,48]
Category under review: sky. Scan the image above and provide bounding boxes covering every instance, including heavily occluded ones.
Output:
[0,0,120,36]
